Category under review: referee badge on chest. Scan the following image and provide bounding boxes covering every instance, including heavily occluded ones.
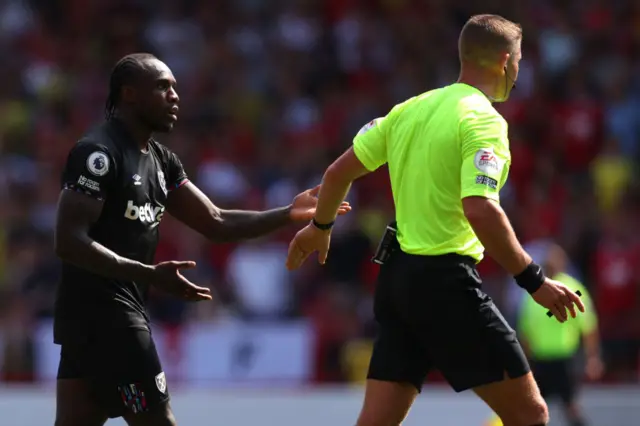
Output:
[157,171,168,196]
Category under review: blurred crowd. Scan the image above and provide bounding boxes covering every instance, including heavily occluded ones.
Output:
[1,0,640,384]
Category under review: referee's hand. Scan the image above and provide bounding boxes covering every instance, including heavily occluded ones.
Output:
[531,278,585,323]
[286,224,331,270]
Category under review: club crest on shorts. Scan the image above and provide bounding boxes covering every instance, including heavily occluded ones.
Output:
[157,171,167,196]
[155,372,167,394]
[86,151,110,176]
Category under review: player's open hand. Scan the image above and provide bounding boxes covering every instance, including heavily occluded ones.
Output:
[531,278,585,323]
[150,261,212,301]
[289,185,351,222]
[286,224,331,270]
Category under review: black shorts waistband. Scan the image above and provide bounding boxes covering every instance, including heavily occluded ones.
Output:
[398,251,477,268]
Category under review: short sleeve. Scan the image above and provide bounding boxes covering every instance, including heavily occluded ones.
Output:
[166,150,189,191]
[352,115,390,172]
[61,142,117,200]
[460,110,511,202]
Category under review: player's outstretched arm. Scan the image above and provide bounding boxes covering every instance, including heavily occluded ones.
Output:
[54,190,211,301]
[165,181,351,243]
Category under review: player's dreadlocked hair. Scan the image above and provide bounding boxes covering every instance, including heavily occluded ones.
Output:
[105,53,157,120]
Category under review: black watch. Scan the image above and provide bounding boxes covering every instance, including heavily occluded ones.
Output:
[312,218,335,231]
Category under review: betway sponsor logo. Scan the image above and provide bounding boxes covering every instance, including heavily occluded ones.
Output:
[124,200,165,228]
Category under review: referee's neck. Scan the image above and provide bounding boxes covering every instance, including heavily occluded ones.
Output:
[457,69,499,101]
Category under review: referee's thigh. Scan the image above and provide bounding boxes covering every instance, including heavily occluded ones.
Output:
[473,373,548,426]
[360,254,431,426]
[367,256,432,391]
[392,254,548,425]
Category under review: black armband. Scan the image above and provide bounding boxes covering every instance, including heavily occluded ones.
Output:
[514,262,545,294]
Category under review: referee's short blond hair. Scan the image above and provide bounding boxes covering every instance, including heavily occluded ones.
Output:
[459,14,522,67]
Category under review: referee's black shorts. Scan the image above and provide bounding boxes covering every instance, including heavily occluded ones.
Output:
[57,327,169,418]
[367,250,530,393]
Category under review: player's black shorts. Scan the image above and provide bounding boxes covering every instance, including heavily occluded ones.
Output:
[531,358,577,404]
[57,327,169,418]
[367,250,530,393]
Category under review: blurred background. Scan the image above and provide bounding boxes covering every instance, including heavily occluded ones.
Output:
[1,0,640,424]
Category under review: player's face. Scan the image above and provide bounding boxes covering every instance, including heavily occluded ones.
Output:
[137,59,180,133]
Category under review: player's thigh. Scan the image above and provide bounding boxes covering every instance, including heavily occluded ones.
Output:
[92,329,173,421]
[56,344,108,426]
[56,379,109,426]
[473,372,548,426]
[361,325,426,426]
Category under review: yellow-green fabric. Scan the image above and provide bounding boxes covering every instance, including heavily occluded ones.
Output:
[352,83,510,262]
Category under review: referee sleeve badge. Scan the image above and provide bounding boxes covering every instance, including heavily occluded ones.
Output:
[357,118,380,136]
[473,148,502,175]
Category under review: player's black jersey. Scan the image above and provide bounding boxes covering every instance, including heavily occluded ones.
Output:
[54,119,188,343]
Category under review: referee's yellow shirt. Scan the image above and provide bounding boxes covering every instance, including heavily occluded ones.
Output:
[352,83,511,262]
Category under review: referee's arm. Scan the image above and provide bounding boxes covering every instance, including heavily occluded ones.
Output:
[313,117,389,224]
[459,112,583,321]
[459,114,531,276]
[462,198,531,275]
[286,114,393,270]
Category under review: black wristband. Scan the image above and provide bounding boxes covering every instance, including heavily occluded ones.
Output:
[312,218,335,231]
[514,262,545,294]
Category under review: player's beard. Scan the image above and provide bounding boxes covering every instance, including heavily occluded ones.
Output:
[155,121,174,133]
[141,112,173,134]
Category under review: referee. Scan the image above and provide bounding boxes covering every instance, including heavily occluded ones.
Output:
[286,14,584,426]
